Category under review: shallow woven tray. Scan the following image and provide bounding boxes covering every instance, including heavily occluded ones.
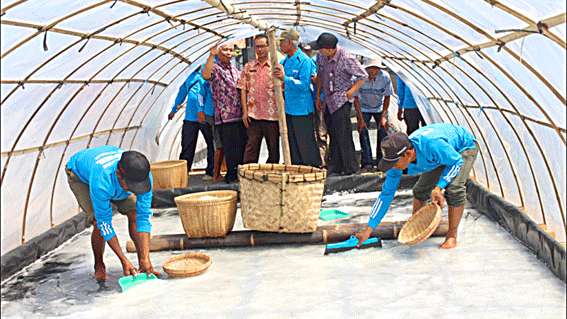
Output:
[162,252,212,278]
[398,203,442,245]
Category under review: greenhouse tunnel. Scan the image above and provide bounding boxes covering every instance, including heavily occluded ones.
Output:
[0,0,565,286]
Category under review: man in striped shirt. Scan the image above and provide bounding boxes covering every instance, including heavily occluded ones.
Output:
[355,123,478,249]
[66,146,159,281]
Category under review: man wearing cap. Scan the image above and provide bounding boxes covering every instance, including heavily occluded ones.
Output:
[238,34,280,164]
[66,145,159,281]
[203,42,246,183]
[355,123,479,249]
[311,32,368,176]
[354,58,393,171]
[301,42,330,167]
[274,29,321,167]
[168,65,214,180]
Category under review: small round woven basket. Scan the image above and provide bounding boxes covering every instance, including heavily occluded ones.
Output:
[398,203,442,245]
[174,190,237,238]
[150,160,188,190]
[163,252,212,278]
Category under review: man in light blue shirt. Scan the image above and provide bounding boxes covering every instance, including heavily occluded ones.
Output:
[274,29,321,167]
[354,59,393,171]
[355,123,478,249]
[168,66,214,179]
[66,146,159,281]
[397,75,425,135]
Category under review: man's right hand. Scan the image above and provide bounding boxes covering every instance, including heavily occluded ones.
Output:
[168,111,175,121]
[121,259,138,277]
[355,226,373,247]
[197,111,205,123]
[209,45,218,57]
[242,113,250,128]
[397,109,404,121]
[357,117,367,133]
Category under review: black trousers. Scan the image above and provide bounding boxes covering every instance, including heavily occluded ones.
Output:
[286,114,322,167]
[404,108,425,136]
[243,119,280,164]
[325,102,358,175]
[180,120,214,176]
[218,121,247,183]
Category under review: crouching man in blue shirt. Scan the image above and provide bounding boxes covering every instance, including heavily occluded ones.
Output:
[66,145,160,281]
[355,123,478,249]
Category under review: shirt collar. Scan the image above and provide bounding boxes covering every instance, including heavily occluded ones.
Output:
[254,59,271,67]
[290,48,302,61]
[329,46,343,63]
[218,60,232,68]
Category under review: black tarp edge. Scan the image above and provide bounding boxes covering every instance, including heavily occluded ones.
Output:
[466,180,566,283]
[2,175,565,283]
[1,212,89,282]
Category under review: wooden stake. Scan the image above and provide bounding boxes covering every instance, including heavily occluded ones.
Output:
[267,29,291,165]
[126,220,449,252]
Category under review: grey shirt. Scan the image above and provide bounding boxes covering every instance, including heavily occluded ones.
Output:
[354,71,393,113]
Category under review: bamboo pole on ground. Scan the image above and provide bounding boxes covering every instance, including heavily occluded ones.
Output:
[267,29,291,165]
[126,220,449,252]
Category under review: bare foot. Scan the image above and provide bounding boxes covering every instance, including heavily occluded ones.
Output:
[94,263,107,282]
[440,237,457,249]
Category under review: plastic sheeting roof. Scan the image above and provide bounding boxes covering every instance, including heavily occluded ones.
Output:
[1,0,565,253]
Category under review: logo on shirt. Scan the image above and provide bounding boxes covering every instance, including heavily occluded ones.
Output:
[95,150,124,169]
[99,221,112,237]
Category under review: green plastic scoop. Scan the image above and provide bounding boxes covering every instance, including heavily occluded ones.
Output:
[319,209,350,221]
[118,273,159,292]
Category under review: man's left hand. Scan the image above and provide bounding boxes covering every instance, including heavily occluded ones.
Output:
[380,116,388,129]
[346,90,354,100]
[431,187,446,208]
[139,259,161,278]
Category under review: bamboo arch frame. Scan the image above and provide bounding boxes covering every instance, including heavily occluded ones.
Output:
[0,0,564,246]
[1,16,242,242]
[248,12,562,228]
[143,1,566,230]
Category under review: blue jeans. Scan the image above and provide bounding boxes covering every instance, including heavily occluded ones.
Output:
[359,112,387,167]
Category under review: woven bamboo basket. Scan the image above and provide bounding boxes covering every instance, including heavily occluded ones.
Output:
[398,203,442,245]
[162,252,212,278]
[239,163,327,233]
[174,190,237,238]
[150,160,188,190]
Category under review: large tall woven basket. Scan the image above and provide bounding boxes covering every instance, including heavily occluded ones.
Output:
[150,160,188,190]
[174,190,237,238]
[239,164,327,233]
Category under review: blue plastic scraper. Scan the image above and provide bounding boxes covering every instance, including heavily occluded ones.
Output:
[118,273,159,292]
[324,235,382,255]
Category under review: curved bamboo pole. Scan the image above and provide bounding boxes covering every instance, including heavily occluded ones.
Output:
[255,15,555,224]
[222,2,564,228]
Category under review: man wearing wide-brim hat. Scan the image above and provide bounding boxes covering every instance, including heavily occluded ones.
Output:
[355,123,479,249]
[353,57,393,172]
